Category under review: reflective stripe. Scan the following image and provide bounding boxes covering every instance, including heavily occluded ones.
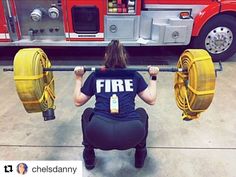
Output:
[143,4,207,18]
[5,33,10,39]
[0,33,10,39]
[65,32,104,38]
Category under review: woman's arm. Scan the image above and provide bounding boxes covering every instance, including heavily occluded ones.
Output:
[74,66,91,107]
[138,66,159,105]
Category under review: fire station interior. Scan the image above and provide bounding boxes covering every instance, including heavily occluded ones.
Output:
[0,0,236,177]
[0,48,236,176]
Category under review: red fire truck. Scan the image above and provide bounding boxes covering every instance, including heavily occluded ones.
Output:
[0,0,235,61]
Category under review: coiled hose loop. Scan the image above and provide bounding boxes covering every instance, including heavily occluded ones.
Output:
[174,49,216,120]
[14,48,55,113]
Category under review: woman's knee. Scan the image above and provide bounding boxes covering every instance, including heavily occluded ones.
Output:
[136,107,149,119]
[82,108,94,121]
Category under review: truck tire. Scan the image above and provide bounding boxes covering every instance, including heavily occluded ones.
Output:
[191,14,236,61]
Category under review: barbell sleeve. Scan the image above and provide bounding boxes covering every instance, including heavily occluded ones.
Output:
[215,61,223,72]
[3,68,14,72]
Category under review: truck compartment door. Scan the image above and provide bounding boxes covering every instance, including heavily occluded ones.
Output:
[140,11,193,45]
[105,16,139,40]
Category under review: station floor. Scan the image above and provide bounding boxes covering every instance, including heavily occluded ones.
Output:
[0,53,235,177]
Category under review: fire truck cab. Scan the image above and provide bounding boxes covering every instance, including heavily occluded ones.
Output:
[0,0,235,61]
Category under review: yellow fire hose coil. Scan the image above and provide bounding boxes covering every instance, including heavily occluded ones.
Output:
[13,48,55,113]
[174,49,216,120]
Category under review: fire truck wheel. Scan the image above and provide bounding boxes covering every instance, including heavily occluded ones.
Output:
[191,14,236,61]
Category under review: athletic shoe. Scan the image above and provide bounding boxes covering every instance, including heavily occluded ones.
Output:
[83,147,95,170]
[135,148,147,168]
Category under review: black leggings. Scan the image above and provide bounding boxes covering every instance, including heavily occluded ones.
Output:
[81,108,148,150]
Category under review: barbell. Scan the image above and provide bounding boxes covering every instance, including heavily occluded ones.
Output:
[3,63,223,73]
[3,48,222,121]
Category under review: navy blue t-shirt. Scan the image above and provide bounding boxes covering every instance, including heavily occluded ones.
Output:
[81,70,148,120]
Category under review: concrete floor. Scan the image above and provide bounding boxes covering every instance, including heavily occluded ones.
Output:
[0,52,236,177]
